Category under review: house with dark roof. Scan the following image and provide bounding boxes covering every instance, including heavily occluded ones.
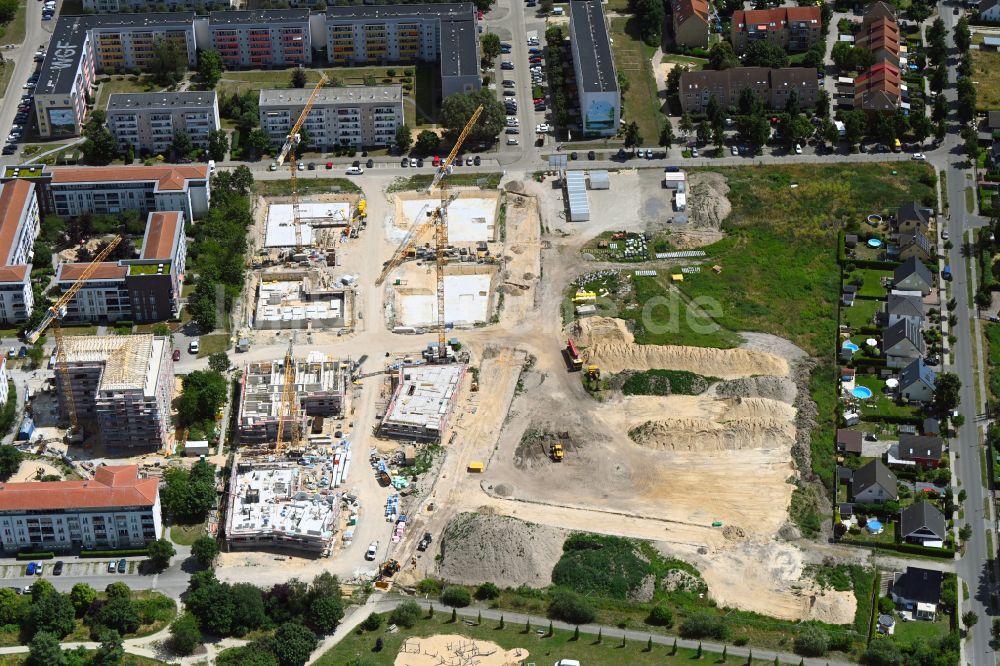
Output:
[894,257,933,295]
[883,317,925,369]
[898,358,936,403]
[891,567,942,620]
[851,459,898,503]
[980,0,1000,21]
[923,417,940,436]
[900,501,947,545]
[894,434,943,468]
[882,292,924,328]
[837,429,863,454]
[897,201,931,235]
[862,0,896,25]
[672,0,709,49]
[678,67,818,114]
[898,231,933,263]
[987,110,1000,131]
[569,0,621,138]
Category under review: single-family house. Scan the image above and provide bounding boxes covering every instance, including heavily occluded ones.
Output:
[988,110,1000,131]
[882,292,924,327]
[899,501,947,545]
[896,434,943,468]
[893,257,933,295]
[842,284,858,307]
[898,231,933,263]
[980,0,1000,22]
[672,0,710,49]
[883,317,925,369]
[837,428,863,454]
[851,459,898,503]
[890,567,942,620]
[898,357,936,403]
[897,201,931,235]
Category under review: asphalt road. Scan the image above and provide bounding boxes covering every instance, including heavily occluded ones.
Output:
[0,0,53,157]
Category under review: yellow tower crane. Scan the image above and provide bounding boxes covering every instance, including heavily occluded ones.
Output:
[25,235,124,442]
[275,73,329,252]
[274,339,300,453]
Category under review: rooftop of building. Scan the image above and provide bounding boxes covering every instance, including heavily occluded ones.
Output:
[325,3,474,20]
[382,364,464,434]
[672,0,709,23]
[569,0,619,94]
[227,462,338,542]
[141,211,183,261]
[49,165,209,191]
[440,15,479,77]
[0,180,34,265]
[733,5,821,28]
[107,91,218,113]
[61,334,166,396]
[240,352,344,421]
[0,465,157,512]
[57,262,128,282]
[680,66,818,91]
[209,8,310,24]
[259,85,403,107]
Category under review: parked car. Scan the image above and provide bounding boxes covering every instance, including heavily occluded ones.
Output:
[188,340,200,354]
[366,159,373,169]
[1,146,15,155]
[941,230,949,241]
[731,145,739,156]
[172,349,180,361]
[53,561,64,576]
[794,143,802,154]
[409,157,418,167]
[473,155,481,166]
[506,127,519,134]
[365,541,379,560]
[416,158,424,167]
[501,61,514,70]
[107,561,116,573]
[691,147,699,157]
[507,137,518,145]
[417,532,433,551]
[307,162,316,170]
[400,158,408,167]
[35,564,43,576]
[465,157,473,165]
[345,166,364,175]
[432,155,441,166]
[117,559,126,573]
[912,152,926,160]
[535,123,550,133]
[588,150,596,160]
[25,563,35,576]
[296,161,304,171]
[325,161,333,169]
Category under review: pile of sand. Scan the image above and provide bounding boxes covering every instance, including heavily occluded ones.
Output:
[574,318,788,380]
[711,376,797,404]
[437,513,566,588]
[395,635,528,666]
[688,172,732,230]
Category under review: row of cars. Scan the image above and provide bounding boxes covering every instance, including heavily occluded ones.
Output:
[22,558,128,578]
[40,0,56,21]
[500,35,546,146]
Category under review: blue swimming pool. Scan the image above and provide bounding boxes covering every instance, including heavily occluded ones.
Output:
[867,238,883,248]
[842,341,860,352]
[852,386,873,399]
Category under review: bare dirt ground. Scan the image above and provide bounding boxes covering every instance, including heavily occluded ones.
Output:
[668,172,731,249]
[498,189,542,324]
[394,635,528,666]
[10,460,63,482]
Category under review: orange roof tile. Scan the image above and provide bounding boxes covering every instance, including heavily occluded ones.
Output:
[0,465,158,511]
[57,262,127,282]
[0,180,34,265]
[0,266,28,283]
[734,6,819,29]
[673,0,708,23]
[141,212,181,261]
[50,165,209,192]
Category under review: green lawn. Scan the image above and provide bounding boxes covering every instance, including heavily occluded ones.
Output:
[609,17,662,144]
[255,177,362,197]
[672,163,935,356]
[95,76,164,111]
[889,614,951,647]
[966,186,976,214]
[972,50,1000,111]
[59,325,98,336]
[0,0,27,47]
[218,67,417,110]
[0,61,13,104]
[0,655,165,666]
[842,298,881,331]
[196,333,229,358]
[169,521,206,545]
[316,611,805,666]
[854,376,922,420]
[627,275,744,348]
[845,268,893,298]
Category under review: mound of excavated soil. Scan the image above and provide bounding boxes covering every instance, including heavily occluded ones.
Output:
[688,172,732,230]
[573,318,788,380]
[711,376,797,404]
[437,513,566,588]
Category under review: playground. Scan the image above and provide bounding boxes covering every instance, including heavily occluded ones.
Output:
[393,634,528,666]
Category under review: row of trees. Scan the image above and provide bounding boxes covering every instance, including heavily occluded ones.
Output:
[80,109,228,165]
[161,458,218,523]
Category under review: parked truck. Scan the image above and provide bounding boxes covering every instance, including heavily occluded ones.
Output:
[565,338,583,371]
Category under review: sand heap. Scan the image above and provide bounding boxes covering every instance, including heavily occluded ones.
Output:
[574,317,788,379]
[711,375,798,404]
[395,635,528,666]
[437,513,566,588]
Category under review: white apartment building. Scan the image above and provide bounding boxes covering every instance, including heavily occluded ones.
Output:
[47,165,210,221]
[259,86,403,150]
[107,92,221,156]
[0,180,39,325]
[0,465,162,553]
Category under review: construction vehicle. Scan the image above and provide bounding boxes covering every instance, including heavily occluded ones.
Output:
[550,442,564,462]
[586,365,601,380]
[275,73,328,251]
[380,559,401,578]
[375,106,485,362]
[274,339,300,453]
[565,338,584,372]
[25,235,124,444]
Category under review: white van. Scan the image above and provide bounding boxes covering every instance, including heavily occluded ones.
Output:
[345,166,364,175]
[552,6,564,14]
[208,159,216,172]
[554,660,581,666]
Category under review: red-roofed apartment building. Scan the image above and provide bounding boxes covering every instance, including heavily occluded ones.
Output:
[731,6,822,53]
[853,1,902,115]
[854,61,902,115]
[0,180,40,324]
[671,0,709,49]
[0,465,161,553]
[55,211,187,323]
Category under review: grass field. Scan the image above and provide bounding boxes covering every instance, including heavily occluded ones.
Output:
[196,333,229,358]
[0,655,165,666]
[95,76,163,111]
[316,611,809,666]
[256,177,362,197]
[387,173,502,192]
[169,521,205,545]
[972,50,1000,111]
[0,61,13,102]
[985,323,1000,399]
[609,17,662,144]
[661,54,708,69]
[0,0,26,47]
[672,163,935,356]
[844,268,893,298]
[841,298,881,331]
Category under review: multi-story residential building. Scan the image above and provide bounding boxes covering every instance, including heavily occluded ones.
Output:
[731,6,822,53]
[208,10,311,68]
[671,0,709,49]
[678,67,819,113]
[853,1,902,115]
[55,335,174,450]
[0,180,39,325]
[854,61,903,115]
[0,465,162,554]
[34,14,197,138]
[259,86,403,150]
[83,0,230,13]
[325,4,480,99]
[856,16,900,67]
[568,0,621,138]
[107,92,221,156]
[56,211,187,324]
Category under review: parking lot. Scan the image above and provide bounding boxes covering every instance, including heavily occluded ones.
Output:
[6,557,142,582]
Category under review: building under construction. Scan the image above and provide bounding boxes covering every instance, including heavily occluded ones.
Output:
[253,269,352,330]
[237,352,346,446]
[224,459,339,553]
[55,335,174,451]
[379,364,465,442]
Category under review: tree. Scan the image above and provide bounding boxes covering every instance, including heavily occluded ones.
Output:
[27,631,62,666]
[308,595,344,634]
[864,639,902,666]
[270,622,317,666]
[105,582,131,602]
[623,121,643,152]
[150,38,187,87]
[415,130,441,155]
[964,610,979,630]
[440,586,471,608]
[188,277,218,331]
[172,130,194,160]
[646,604,673,627]
[633,0,664,45]
[389,601,422,629]
[93,630,124,666]
[658,120,675,150]
[98,598,141,635]
[679,612,729,640]
[708,41,739,70]
[788,115,814,146]
[27,591,76,638]
[819,118,839,147]
[960,524,973,541]
[208,351,230,374]
[934,372,961,417]
[744,41,789,68]
[814,89,831,119]
[147,538,176,569]
[231,583,268,636]
[290,67,307,89]
[0,0,17,23]
[0,445,22,481]
[360,613,382,632]
[481,32,501,65]
[910,113,931,144]
[170,612,202,656]
[197,49,223,88]
[192,536,220,567]
[0,587,23,625]
[793,625,829,657]
[81,124,120,166]
[679,113,695,138]
[547,590,595,624]
[207,130,229,162]
[963,125,980,164]
[177,371,227,429]
[439,89,504,144]
[247,129,272,160]
[475,582,500,600]
[802,42,825,70]
[745,115,770,155]
[955,16,971,52]
[713,125,725,153]
[395,124,413,153]
[841,110,866,147]
[927,18,947,66]
[214,165,254,197]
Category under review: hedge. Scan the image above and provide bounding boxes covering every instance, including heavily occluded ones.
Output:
[859,413,923,425]
[839,539,955,558]
[16,551,54,560]
[80,548,148,558]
